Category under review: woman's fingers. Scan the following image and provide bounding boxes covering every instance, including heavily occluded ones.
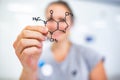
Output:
[13,25,48,71]
[21,30,46,41]
[15,38,42,57]
[24,25,48,34]
[13,25,48,49]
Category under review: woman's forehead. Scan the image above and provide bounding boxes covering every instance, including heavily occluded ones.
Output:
[46,4,69,18]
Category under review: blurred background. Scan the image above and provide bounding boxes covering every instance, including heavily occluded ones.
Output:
[0,0,120,80]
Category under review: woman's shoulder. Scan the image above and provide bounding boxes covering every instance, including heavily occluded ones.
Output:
[72,43,103,59]
[72,43,104,72]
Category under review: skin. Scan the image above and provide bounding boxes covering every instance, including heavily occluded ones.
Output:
[13,3,107,80]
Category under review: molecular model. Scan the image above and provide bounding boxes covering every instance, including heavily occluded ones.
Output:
[32,10,73,42]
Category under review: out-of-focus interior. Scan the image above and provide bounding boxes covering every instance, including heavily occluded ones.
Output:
[0,0,120,80]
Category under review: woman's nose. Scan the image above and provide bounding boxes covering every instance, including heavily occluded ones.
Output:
[46,19,58,32]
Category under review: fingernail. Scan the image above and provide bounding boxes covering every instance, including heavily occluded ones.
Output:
[42,36,47,41]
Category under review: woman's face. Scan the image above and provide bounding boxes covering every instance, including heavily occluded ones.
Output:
[46,4,72,42]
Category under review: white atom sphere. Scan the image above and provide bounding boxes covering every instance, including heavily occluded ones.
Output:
[41,64,53,76]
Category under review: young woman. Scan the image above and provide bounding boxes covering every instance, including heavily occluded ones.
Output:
[13,1,107,80]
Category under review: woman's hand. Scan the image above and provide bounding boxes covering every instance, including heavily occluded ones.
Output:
[13,25,48,80]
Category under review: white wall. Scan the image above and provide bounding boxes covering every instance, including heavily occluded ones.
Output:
[0,0,120,79]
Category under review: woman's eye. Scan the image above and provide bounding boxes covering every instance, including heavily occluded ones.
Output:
[47,18,54,22]
[60,19,65,22]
